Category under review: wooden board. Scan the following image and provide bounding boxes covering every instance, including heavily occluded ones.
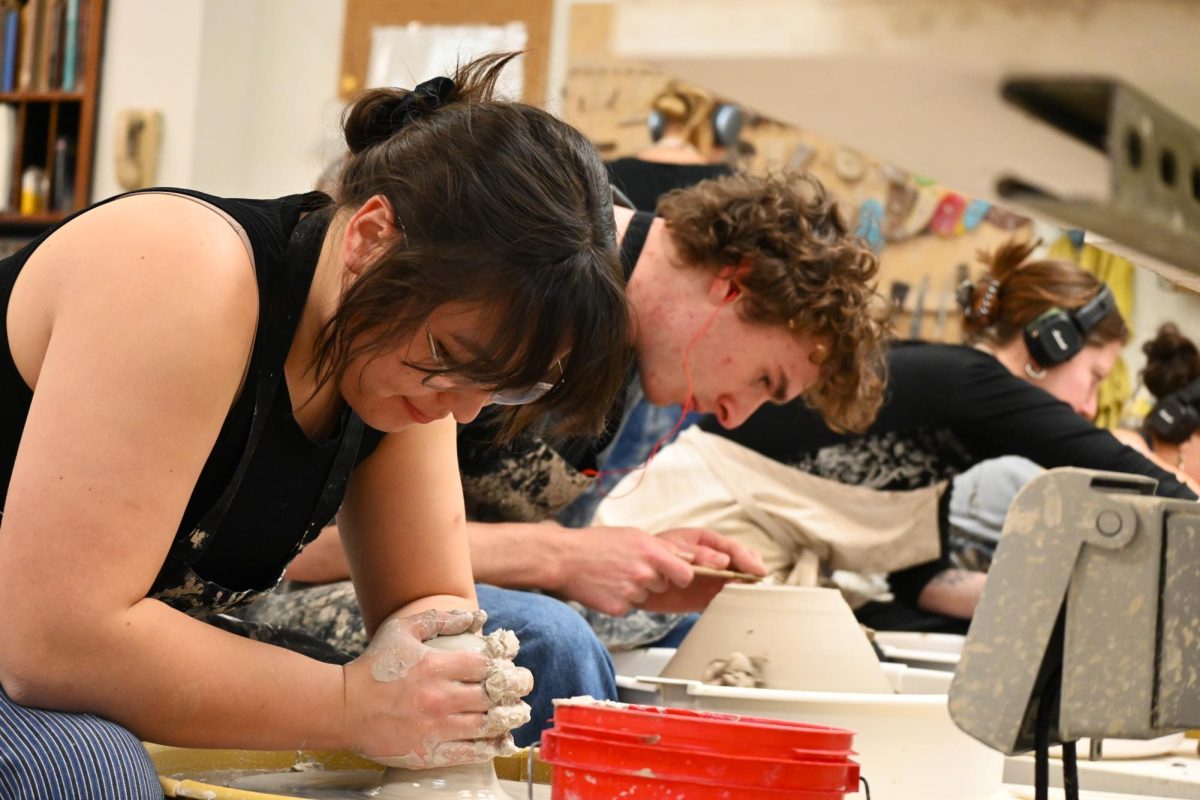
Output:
[340,0,552,103]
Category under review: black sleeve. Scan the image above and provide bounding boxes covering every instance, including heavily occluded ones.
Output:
[887,484,954,607]
[890,349,1199,604]
[698,395,858,463]
[889,560,951,607]
[456,407,537,479]
[895,349,1198,601]
[947,355,1197,500]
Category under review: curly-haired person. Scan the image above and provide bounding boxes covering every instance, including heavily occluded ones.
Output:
[243,171,890,744]
[595,237,1196,634]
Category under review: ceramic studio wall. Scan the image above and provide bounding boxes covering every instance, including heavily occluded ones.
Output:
[557,0,1200,418]
[94,0,347,202]
[94,0,1200,397]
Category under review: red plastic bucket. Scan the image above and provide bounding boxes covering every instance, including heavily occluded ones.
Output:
[548,763,850,800]
[542,702,860,799]
[552,702,855,761]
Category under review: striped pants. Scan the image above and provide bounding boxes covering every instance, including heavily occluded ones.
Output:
[0,686,162,800]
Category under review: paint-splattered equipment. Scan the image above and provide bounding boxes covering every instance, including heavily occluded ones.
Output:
[949,468,1200,797]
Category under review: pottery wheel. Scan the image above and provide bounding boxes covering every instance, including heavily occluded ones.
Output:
[227,630,530,798]
[229,761,519,798]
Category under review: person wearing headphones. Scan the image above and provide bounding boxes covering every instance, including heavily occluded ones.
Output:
[1112,324,1200,491]
[606,81,744,213]
[593,237,1196,632]
[242,170,890,742]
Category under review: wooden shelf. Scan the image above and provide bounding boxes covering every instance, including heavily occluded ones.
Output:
[0,0,107,234]
[0,211,65,225]
[0,91,86,102]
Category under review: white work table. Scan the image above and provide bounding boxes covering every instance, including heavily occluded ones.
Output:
[1004,741,1200,800]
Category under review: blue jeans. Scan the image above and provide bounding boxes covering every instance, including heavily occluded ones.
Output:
[477,584,617,746]
[558,394,702,528]
[649,613,698,648]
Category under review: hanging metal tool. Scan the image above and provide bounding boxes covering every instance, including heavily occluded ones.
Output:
[934,276,952,340]
[909,274,929,339]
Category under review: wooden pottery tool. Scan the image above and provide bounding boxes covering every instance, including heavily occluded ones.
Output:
[691,564,764,583]
[673,550,762,583]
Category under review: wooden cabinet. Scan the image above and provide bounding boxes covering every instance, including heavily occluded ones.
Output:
[0,0,105,239]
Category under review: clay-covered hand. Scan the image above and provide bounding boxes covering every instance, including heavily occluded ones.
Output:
[428,629,534,738]
[341,608,532,769]
[636,528,769,614]
[549,525,697,616]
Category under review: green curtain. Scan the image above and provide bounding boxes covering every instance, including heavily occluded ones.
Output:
[1047,236,1136,429]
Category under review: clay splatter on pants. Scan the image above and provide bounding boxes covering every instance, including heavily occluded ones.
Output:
[239,581,368,658]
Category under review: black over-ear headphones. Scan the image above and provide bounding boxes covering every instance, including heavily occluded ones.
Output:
[648,103,745,148]
[1023,284,1118,367]
[1147,376,1200,443]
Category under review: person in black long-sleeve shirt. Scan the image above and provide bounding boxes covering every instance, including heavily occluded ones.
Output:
[606,80,738,214]
[596,237,1196,631]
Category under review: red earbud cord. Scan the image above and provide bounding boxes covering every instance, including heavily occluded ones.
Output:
[582,287,739,497]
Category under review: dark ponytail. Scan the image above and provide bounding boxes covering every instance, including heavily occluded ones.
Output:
[343,53,515,154]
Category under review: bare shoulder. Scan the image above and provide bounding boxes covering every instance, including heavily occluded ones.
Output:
[10,193,259,390]
[35,192,258,309]
[0,196,270,639]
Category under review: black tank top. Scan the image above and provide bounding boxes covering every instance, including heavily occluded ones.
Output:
[619,211,653,278]
[0,189,385,613]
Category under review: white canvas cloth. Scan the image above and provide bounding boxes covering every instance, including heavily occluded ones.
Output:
[593,427,946,602]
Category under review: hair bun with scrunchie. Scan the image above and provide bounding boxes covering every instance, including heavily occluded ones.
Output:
[388,76,456,129]
[343,76,458,155]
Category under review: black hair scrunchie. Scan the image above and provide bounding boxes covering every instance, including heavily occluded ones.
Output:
[390,76,456,130]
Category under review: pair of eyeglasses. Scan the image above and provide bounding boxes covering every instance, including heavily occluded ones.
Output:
[422,320,563,406]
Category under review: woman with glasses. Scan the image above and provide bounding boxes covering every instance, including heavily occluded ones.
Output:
[0,53,629,800]
[420,319,564,406]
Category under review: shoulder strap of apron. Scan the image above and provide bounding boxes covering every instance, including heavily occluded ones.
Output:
[185,196,332,554]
